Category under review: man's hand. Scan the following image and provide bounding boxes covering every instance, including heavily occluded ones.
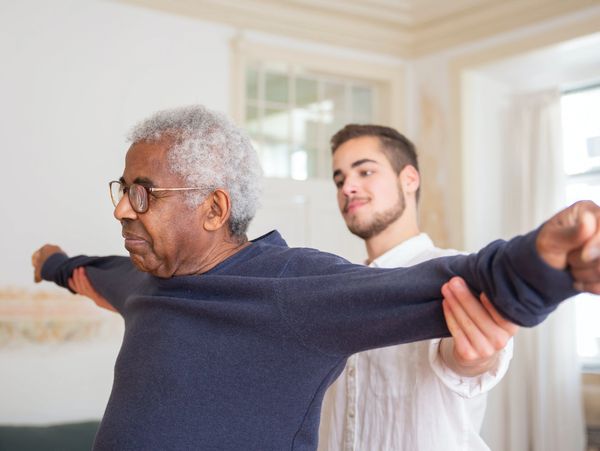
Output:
[69,267,116,312]
[439,277,519,377]
[537,200,600,293]
[32,244,66,283]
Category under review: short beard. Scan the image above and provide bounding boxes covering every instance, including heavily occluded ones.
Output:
[346,190,405,240]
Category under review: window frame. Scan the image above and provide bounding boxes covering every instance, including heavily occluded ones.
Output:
[230,36,405,179]
[561,84,600,371]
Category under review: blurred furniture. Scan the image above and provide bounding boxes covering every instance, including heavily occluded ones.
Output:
[0,421,99,451]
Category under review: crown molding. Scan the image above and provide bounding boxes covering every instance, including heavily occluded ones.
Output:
[118,0,598,58]
[119,0,413,57]
[411,0,599,55]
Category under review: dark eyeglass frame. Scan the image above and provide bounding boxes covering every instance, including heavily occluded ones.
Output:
[109,180,204,214]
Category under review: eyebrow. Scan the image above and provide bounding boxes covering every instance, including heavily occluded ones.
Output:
[134,177,154,185]
[332,158,379,179]
[118,176,154,186]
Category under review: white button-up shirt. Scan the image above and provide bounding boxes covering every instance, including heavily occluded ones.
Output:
[318,234,513,451]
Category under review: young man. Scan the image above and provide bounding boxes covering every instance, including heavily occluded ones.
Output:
[320,125,518,450]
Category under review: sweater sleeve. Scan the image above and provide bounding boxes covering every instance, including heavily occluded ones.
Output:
[41,253,146,313]
[275,229,578,357]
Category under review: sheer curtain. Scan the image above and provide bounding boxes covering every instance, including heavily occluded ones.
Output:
[481,89,586,450]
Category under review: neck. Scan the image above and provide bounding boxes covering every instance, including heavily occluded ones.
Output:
[364,208,420,264]
[177,233,250,276]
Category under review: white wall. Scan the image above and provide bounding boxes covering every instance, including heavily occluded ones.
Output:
[405,55,462,248]
[0,0,235,288]
[0,0,236,425]
[1,322,124,424]
[461,72,511,250]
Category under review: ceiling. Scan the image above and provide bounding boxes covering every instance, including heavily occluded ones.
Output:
[119,0,599,57]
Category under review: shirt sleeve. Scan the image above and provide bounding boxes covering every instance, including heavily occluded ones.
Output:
[41,252,146,313]
[427,338,513,398]
[275,229,578,357]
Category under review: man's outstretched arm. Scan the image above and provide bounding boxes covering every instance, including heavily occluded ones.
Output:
[275,200,600,355]
[433,200,599,380]
[480,199,600,326]
[31,200,600,355]
[31,244,141,313]
[32,244,117,312]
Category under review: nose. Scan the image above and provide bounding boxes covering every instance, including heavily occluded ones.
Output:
[114,193,138,221]
[341,176,358,197]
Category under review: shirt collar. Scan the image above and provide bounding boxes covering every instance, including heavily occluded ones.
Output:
[369,233,433,268]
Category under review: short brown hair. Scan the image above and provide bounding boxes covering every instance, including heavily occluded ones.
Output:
[331,124,420,199]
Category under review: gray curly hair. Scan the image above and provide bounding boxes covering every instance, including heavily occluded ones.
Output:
[127,105,262,237]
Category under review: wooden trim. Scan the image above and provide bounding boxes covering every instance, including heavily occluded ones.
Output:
[229,36,406,130]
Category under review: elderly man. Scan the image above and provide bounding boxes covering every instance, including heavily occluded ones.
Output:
[33,105,600,451]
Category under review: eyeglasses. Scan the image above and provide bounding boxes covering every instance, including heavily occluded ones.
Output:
[109,180,204,214]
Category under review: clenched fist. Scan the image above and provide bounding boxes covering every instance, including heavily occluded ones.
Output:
[32,244,65,283]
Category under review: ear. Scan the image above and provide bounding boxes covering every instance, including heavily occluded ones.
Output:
[202,189,232,232]
[399,165,420,195]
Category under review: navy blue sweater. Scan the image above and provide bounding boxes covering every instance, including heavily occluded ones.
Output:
[42,230,576,451]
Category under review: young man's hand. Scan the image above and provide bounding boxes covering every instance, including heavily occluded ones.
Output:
[439,277,519,377]
[69,267,116,312]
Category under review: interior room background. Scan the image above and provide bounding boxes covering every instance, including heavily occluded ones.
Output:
[1,1,599,450]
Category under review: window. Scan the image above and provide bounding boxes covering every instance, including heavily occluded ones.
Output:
[244,62,379,180]
[562,84,600,368]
